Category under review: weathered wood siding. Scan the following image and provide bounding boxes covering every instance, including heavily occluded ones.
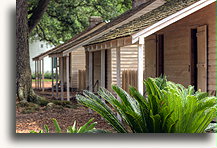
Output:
[154,3,216,93]
[107,46,139,90]
[78,70,86,90]
[122,70,138,92]
[93,51,101,91]
[90,3,216,93]
[144,35,157,79]
[70,47,86,89]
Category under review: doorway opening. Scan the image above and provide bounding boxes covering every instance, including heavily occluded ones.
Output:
[156,34,164,77]
[191,29,198,90]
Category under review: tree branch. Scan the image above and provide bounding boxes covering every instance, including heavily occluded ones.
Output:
[28,0,50,33]
[36,24,57,46]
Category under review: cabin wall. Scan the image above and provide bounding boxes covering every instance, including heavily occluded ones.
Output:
[87,3,215,93]
[153,3,216,92]
[70,47,86,89]
[86,49,112,91]
[108,47,138,89]
[93,51,101,91]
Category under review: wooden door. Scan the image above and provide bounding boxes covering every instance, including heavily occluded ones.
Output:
[197,25,207,92]
[144,35,157,79]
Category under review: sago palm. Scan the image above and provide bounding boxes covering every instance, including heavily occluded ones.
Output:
[76,77,216,133]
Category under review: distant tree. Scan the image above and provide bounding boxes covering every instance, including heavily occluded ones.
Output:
[16,0,131,102]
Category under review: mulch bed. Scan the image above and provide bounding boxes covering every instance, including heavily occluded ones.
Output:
[16,89,114,133]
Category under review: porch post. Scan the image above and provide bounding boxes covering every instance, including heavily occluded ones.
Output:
[37,60,40,89]
[42,58,44,92]
[39,60,41,90]
[101,50,106,104]
[56,58,59,98]
[60,57,64,100]
[35,61,37,89]
[116,47,122,121]
[88,52,93,92]
[37,60,39,89]
[138,38,144,95]
[101,50,106,88]
[40,60,42,89]
[88,51,93,113]
[51,57,54,97]
[66,54,70,101]
[116,47,121,88]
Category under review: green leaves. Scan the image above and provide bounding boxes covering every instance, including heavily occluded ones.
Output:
[29,118,108,133]
[28,0,132,45]
[77,90,128,133]
[76,77,216,133]
[144,77,216,133]
[52,118,61,133]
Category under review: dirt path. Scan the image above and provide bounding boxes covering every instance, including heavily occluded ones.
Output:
[32,81,52,88]
[16,89,114,133]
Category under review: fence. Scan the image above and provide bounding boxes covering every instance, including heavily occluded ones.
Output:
[78,70,86,91]
[122,70,138,92]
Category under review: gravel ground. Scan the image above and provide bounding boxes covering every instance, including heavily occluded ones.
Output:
[16,89,114,133]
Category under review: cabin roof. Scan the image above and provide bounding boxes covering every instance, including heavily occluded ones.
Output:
[49,0,164,56]
[32,22,105,60]
[88,0,200,45]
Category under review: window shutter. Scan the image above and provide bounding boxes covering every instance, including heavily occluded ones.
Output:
[144,35,157,79]
[197,25,207,92]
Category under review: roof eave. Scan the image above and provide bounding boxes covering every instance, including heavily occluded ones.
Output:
[132,0,215,44]
[48,52,64,58]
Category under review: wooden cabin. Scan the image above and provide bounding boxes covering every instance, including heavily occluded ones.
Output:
[35,0,216,101]
[85,46,139,92]
[33,16,105,100]
[45,0,166,99]
[33,47,86,91]
[84,0,216,94]
[60,47,86,90]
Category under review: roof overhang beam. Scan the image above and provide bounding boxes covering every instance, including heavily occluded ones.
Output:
[85,36,133,52]
[49,52,64,58]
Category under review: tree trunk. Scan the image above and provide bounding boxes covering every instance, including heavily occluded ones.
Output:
[16,0,37,102]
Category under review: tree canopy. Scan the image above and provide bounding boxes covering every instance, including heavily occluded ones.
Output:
[28,0,132,46]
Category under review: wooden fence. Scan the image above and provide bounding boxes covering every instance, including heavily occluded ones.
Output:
[78,70,86,91]
[122,70,138,92]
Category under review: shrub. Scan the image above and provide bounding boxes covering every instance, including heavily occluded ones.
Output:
[30,118,108,133]
[44,72,52,79]
[32,73,36,79]
[31,72,54,79]
[76,77,216,133]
